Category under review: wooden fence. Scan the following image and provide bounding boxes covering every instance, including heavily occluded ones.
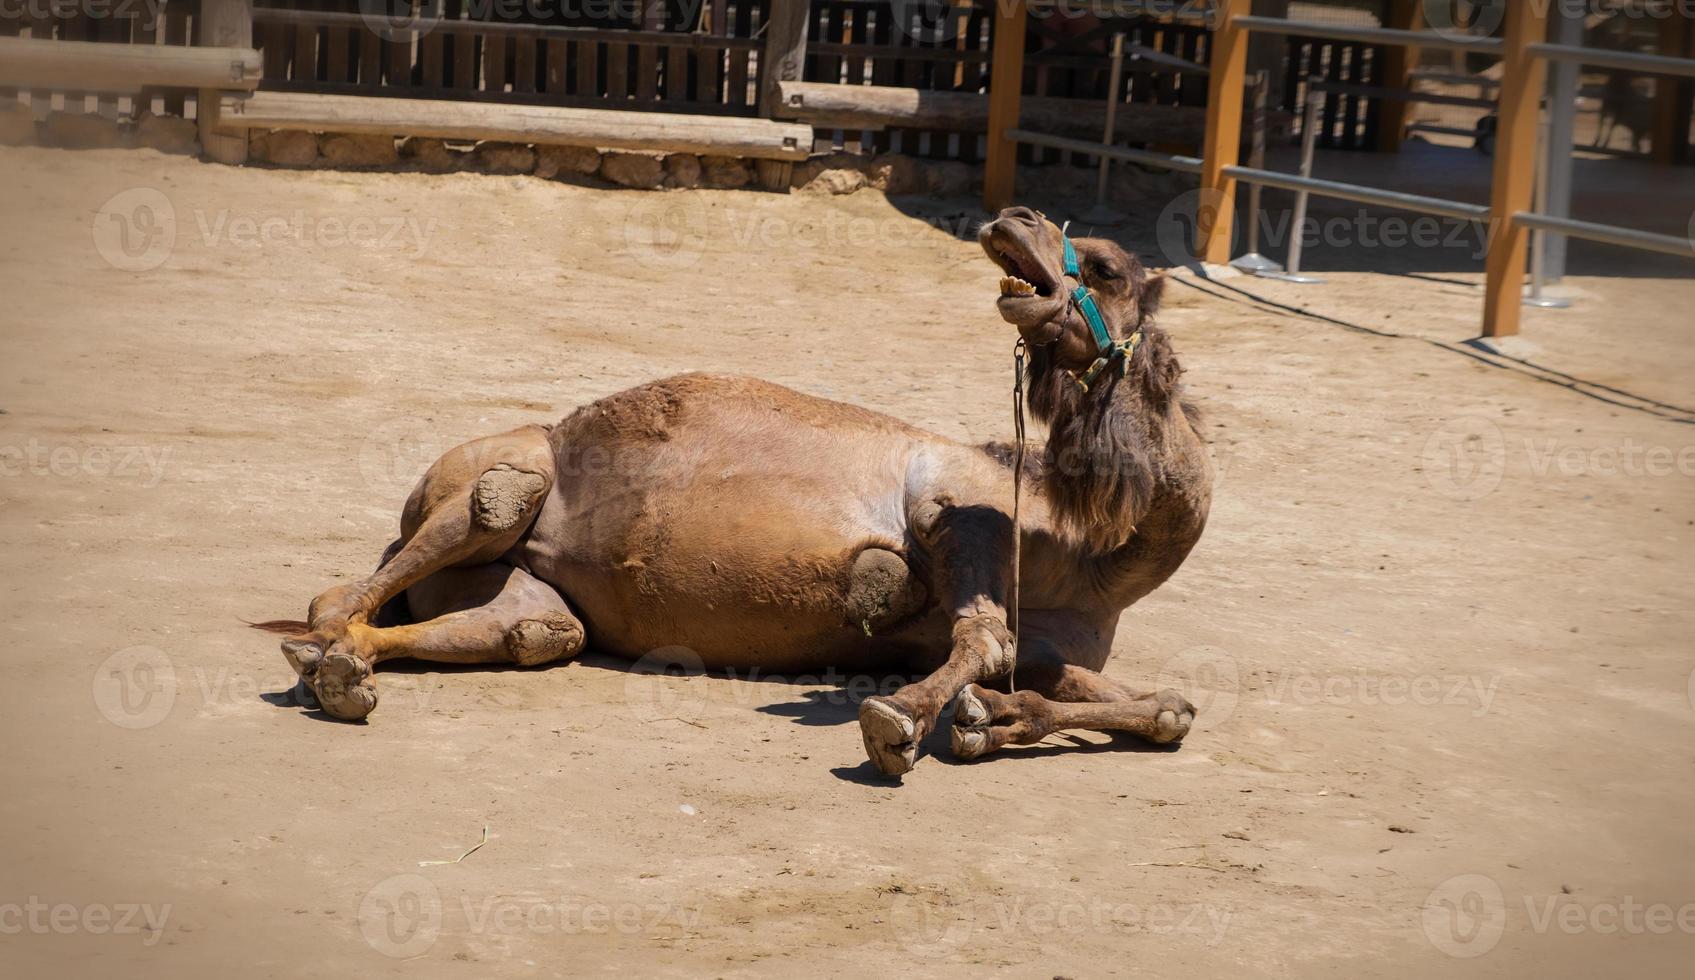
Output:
[3,0,1397,161]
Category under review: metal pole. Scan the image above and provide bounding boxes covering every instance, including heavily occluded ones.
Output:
[1542,3,1582,281]
[1231,70,1285,274]
[1525,107,1572,309]
[1256,81,1325,284]
[1083,33,1129,225]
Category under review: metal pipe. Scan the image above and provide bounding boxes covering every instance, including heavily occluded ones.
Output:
[1284,86,1325,276]
[1512,213,1695,260]
[1244,70,1268,257]
[1224,165,1492,222]
[1524,109,1571,309]
[1542,5,1583,281]
[1530,111,1550,299]
[1004,128,1204,174]
[1233,15,1504,55]
[1527,42,1695,80]
[1307,78,1495,111]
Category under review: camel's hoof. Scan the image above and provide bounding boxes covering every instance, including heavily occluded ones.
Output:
[949,686,992,760]
[280,637,325,680]
[953,685,991,727]
[858,697,919,777]
[311,652,378,722]
[951,726,990,760]
[1149,689,1195,744]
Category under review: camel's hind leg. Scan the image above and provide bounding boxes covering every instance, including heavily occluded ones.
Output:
[306,563,585,720]
[277,425,555,700]
[948,664,1195,761]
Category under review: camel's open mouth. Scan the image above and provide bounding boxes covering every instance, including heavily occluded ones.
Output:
[984,239,1060,300]
[983,238,1068,335]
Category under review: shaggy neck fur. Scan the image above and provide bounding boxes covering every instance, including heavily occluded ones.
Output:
[1024,324,1196,556]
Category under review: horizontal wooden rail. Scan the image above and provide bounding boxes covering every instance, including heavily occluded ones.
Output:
[0,35,261,92]
[219,90,812,159]
[775,81,1285,144]
[1234,15,1504,55]
[250,9,762,50]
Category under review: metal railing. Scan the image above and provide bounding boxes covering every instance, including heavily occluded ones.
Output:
[1231,16,1503,55]
[1005,128,1204,175]
[1527,43,1695,79]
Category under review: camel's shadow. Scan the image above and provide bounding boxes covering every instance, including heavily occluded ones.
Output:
[260,650,1183,779]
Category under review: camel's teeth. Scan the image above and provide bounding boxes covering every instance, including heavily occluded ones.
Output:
[999,275,1037,298]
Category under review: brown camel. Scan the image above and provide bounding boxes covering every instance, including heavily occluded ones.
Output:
[256,206,1213,776]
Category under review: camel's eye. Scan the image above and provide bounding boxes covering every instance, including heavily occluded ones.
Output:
[1090,261,1121,282]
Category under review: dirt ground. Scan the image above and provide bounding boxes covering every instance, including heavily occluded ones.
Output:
[1,144,1692,978]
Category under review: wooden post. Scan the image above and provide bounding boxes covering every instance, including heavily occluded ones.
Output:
[1480,1,1548,339]
[197,0,252,165]
[1196,0,1251,266]
[1375,0,1421,153]
[1650,11,1690,165]
[756,0,808,190]
[982,0,1027,213]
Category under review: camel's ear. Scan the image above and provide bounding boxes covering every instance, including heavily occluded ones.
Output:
[1138,272,1165,327]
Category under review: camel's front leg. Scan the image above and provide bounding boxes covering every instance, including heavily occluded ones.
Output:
[858,501,1014,776]
[951,659,1196,761]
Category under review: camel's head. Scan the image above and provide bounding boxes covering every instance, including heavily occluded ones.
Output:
[977,206,1163,371]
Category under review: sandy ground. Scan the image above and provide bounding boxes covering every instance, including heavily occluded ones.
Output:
[1,145,1692,978]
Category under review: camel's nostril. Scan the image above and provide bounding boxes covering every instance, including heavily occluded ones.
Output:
[999,206,1040,227]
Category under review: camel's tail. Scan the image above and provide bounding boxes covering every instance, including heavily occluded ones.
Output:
[246,619,311,635]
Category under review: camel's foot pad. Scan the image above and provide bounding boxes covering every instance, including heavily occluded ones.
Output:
[859,696,919,777]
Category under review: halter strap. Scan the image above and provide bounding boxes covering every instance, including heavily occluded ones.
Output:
[1061,233,1142,393]
[1062,236,1114,354]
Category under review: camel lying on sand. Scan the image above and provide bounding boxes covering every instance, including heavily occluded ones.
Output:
[258,206,1212,776]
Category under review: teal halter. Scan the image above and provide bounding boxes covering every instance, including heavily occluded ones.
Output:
[1061,233,1142,392]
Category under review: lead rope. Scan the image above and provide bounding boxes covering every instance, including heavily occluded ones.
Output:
[1008,338,1027,695]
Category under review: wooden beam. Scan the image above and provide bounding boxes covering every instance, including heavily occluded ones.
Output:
[1375,0,1421,153]
[1197,0,1251,266]
[0,35,260,92]
[1651,11,1690,165]
[773,80,1292,143]
[983,0,1027,212]
[757,0,808,190]
[198,0,253,165]
[759,0,809,116]
[219,90,814,160]
[1481,1,1549,339]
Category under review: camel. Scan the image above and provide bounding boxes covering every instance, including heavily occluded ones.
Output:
[256,206,1213,776]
